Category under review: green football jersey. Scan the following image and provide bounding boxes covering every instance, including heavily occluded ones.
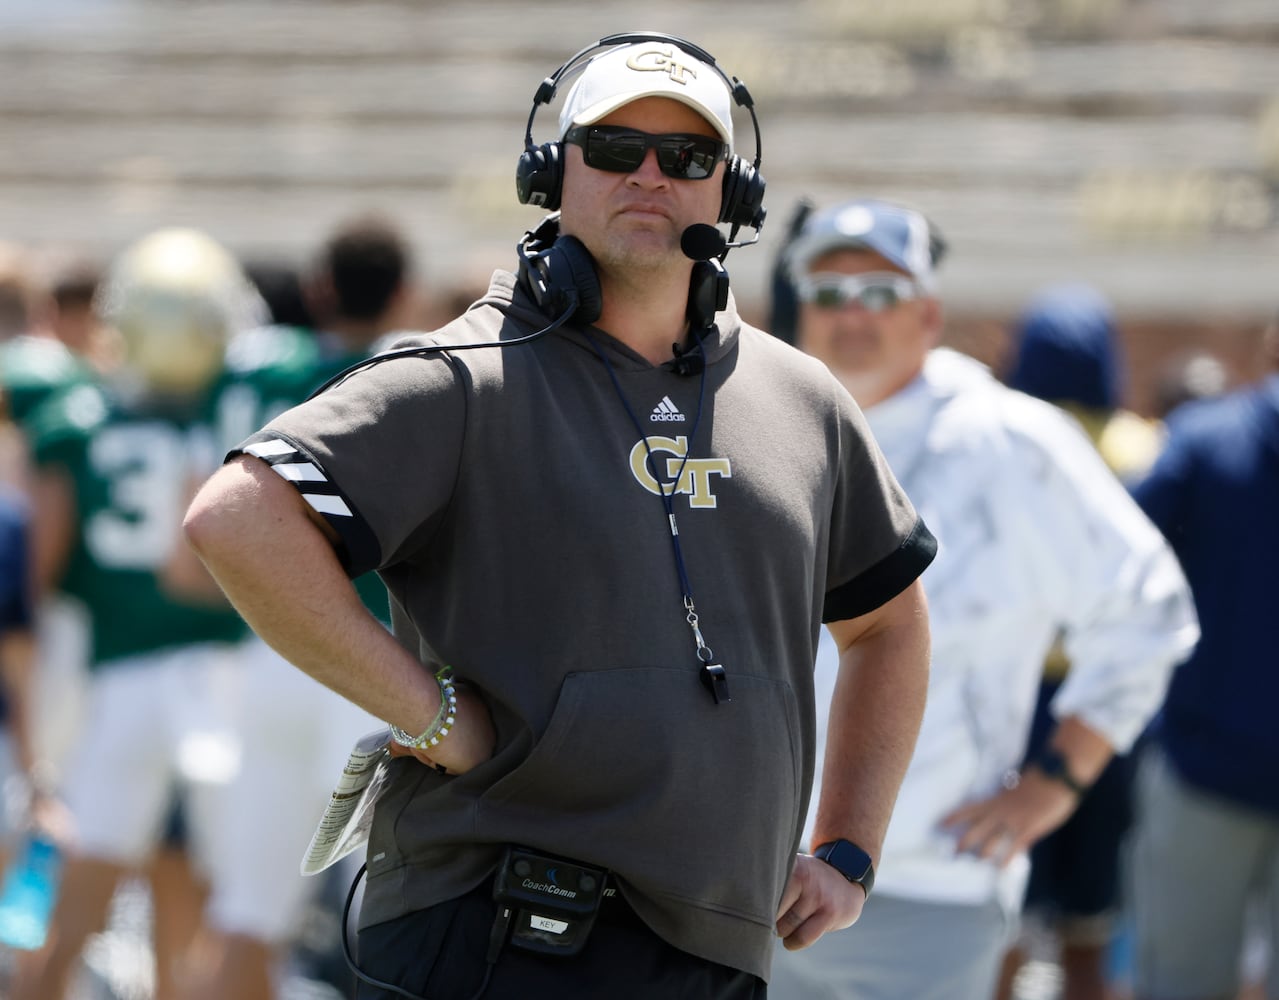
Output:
[27,382,247,668]
[211,325,390,622]
[0,335,94,428]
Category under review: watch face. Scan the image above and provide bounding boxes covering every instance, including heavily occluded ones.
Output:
[1039,752,1066,778]
[830,841,872,879]
[816,840,875,894]
[1035,748,1086,794]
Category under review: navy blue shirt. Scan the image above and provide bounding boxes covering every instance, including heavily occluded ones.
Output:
[0,491,35,725]
[1133,374,1279,814]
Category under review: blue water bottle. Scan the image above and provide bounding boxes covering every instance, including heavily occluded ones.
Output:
[0,833,63,950]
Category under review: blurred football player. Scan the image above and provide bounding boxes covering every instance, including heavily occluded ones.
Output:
[10,227,264,1000]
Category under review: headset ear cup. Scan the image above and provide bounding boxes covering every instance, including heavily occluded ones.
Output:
[546,236,603,325]
[719,156,767,229]
[518,233,602,326]
[515,142,564,211]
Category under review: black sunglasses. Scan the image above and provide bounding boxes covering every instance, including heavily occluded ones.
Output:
[563,125,727,181]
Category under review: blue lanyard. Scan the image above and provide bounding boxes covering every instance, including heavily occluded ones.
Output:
[585,329,730,704]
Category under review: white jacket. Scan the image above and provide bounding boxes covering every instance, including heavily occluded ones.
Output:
[806,349,1198,911]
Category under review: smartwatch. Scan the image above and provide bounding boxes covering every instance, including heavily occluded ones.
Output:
[1031,747,1089,796]
[812,839,875,897]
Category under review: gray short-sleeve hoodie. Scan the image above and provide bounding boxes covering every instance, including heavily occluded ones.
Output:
[236,270,934,981]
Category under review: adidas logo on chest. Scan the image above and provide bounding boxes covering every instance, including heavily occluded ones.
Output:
[650,396,685,422]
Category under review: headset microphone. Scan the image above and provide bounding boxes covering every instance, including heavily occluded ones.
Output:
[680,225,731,339]
[680,224,728,262]
[680,223,764,261]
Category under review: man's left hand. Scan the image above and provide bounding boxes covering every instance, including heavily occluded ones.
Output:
[775,852,867,951]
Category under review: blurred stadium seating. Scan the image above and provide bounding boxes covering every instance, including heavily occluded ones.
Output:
[1,0,1276,410]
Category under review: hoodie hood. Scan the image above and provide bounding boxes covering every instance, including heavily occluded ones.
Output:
[472,268,743,375]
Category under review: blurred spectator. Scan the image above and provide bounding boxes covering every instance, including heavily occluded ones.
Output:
[0,243,47,341]
[9,227,264,1000]
[1126,313,1279,1000]
[303,211,414,345]
[243,259,316,330]
[766,198,1197,1000]
[46,257,123,378]
[0,389,40,869]
[170,212,412,1000]
[1004,283,1163,486]
[0,436,42,996]
[0,243,92,435]
[1151,348,1229,421]
[0,244,97,809]
[996,283,1164,1000]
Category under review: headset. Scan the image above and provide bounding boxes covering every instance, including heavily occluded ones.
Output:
[514,32,766,330]
[515,32,767,234]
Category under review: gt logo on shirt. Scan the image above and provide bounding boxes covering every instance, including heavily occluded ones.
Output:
[629,436,732,508]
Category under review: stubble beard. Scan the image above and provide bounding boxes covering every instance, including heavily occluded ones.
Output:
[596,224,686,290]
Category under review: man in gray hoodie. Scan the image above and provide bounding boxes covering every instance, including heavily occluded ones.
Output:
[181,33,935,1000]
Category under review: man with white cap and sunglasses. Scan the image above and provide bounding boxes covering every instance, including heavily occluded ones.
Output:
[767,197,1198,1000]
[183,36,936,1000]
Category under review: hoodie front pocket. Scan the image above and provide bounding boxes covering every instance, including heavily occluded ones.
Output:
[476,666,802,924]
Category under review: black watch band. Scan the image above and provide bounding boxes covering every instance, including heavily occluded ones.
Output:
[1031,747,1089,796]
[812,839,875,897]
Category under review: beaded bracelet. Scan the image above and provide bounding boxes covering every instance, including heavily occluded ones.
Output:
[389,667,457,752]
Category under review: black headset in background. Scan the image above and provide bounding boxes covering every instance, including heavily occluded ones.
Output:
[767,198,816,346]
[514,32,766,330]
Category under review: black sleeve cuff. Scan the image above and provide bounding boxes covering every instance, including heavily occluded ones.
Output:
[231,431,383,577]
[822,517,937,623]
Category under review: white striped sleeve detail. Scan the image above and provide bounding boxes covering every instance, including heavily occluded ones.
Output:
[302,494,353,518]
[272,462,327,483]
[244,438,297,459]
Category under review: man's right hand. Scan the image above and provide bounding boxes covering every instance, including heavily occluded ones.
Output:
[774,852,867,951]
[387,685,496,776]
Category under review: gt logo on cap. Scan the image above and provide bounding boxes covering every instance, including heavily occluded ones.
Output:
[626,46,698,85]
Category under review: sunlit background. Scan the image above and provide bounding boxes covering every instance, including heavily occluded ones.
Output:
[2,0,1276,404]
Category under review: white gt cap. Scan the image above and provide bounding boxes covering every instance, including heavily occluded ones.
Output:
[557,41,734,148]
